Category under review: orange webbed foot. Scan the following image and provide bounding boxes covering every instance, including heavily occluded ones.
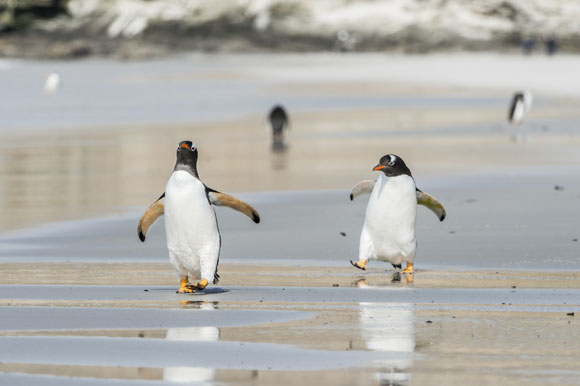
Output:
[350,260,368,270]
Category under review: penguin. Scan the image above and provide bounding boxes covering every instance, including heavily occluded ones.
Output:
[137,141,260,293]
[349,154,446,273]
[43,72,61,95]
[508,91,533,125]
[268,105,289,151]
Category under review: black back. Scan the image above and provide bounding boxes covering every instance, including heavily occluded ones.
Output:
[374,154,412,177]
[508,92,524,122]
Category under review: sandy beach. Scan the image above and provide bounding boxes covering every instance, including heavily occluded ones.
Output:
[1,53,580,385]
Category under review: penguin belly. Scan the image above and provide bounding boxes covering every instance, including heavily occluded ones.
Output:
[359,174,417,265]
[164,171,220,282]
[512,100,525,124]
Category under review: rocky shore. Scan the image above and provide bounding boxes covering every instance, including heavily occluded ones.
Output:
[0,0,578,59]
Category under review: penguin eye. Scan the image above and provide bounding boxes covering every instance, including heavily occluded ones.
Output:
[388,161,395,166]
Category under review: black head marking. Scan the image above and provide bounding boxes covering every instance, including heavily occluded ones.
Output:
[373,154,412,177]
[174,140,199,177]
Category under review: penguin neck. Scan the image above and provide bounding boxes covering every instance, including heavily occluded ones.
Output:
[174,161,199,178]
[379,172,415,186]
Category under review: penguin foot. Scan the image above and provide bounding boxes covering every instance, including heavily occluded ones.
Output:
[401,262,414,274]
[188,279,209,291]
[177,277,197,294]
[350,260,367,270]
[176,286,196,294]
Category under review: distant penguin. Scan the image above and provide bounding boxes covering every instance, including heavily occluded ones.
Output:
[268,105,289,151]
[43,72,61,95]
[137,141,260,293]
[508,91,533,125]
[349,154,446,273]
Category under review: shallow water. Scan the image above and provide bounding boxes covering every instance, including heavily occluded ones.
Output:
[2,53,580,386]
[2,168,580,270]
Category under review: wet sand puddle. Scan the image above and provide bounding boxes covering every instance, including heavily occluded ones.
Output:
[1,263,579,385]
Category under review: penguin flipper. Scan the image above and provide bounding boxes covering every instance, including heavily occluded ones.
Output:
[416,189,446,222]
[137,194,165,242]
[207,190,260,224]
[350,180,376,201]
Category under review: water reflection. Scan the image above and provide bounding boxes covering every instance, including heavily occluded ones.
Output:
[358,302,415,385]
[163,301,219,384]
[178,300,220,309]
[270,146,288,170]
[353,272,414,288]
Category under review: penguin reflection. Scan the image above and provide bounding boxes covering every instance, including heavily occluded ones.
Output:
[268,105,289,152]
[358,302,415,385]
[163,302,219,383]
[353,272,413,288]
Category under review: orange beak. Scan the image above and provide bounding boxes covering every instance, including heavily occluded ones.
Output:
[180,143,191,150]
[373,165,385,171]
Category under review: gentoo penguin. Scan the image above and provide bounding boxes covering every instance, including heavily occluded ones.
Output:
[43,72,61,95]
[349,154,446,273]
[137,141,260,293]
[508,91,533,125]
[268,105,289,151]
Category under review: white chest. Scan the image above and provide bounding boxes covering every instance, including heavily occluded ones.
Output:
[512,100,525,123]
[364,174,417,236]
[164,171,219,253]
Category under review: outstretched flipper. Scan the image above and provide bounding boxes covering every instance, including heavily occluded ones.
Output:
[137,189,260,241]
[350,180,446,221]
[350,180,376,201]
[207,189,260,224]
[416,189,446,222]
[137,193,165,242]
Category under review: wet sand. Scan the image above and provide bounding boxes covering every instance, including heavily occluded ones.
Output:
[1,54,580,385]
[0,263,579,385]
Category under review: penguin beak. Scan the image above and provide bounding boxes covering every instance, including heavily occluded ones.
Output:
[180,143,191,150]
[373,165,386,171]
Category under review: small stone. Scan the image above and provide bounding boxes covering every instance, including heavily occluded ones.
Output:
[339,232,347,237]
[332,284,339,287]
[554,185,564,191]
[566,312,575,316]
[426,320,433,324]
[511,285,516,289]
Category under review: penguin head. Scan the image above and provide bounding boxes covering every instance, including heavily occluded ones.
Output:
[373,154,412,177]
[174,140,199,176]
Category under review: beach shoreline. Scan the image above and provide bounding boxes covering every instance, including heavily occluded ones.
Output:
[1,53,580,385]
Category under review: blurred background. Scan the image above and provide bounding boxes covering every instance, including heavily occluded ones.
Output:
[1,0,580,232]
